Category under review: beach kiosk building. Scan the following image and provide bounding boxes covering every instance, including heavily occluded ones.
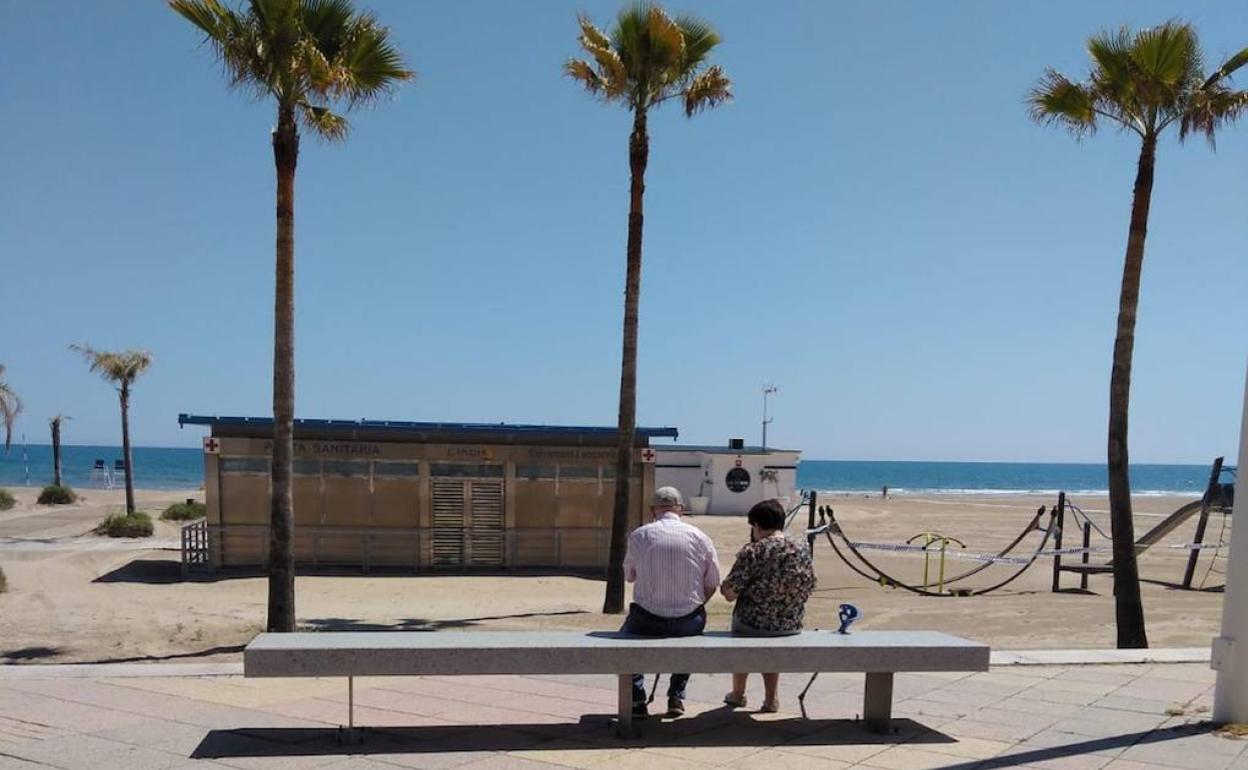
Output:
[179,414,676,571]
[654,440,801,515]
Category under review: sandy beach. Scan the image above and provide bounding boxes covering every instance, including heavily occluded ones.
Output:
[0,486,1228,664]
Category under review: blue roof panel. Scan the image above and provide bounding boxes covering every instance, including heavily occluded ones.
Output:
[178,413,679,439]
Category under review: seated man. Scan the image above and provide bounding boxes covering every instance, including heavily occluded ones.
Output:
[621,486,720,718]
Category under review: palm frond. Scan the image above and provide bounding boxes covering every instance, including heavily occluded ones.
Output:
[1129,20,1203,118]
[0,365,22,451]
[565,58,606,96]
[646,5,685,72]
[675,14,719,73]
[172,0,412,118]
[1028,69,1098,138]
[1181,85,1248,146]
[332,14,415,106]
[1087,26,1137,111]
[70,343,153,385]
[570,3,725,114]
[300,102,349,140]
[1204,46,1248,89]
[684,64,731,116]
[576,13,610,51]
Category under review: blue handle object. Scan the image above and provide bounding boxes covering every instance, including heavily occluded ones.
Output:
[837,603,861,634]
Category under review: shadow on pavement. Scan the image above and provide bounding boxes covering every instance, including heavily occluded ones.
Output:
[75,644,246,665]
[192,716,949,758]
[299,610,591,632]
[1,646,62,662]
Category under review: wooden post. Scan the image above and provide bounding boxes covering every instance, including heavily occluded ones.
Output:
[807,490,818,561]
[1051,491,1066,592]
[1080,521,1091,591]
[1183,457,1224,589]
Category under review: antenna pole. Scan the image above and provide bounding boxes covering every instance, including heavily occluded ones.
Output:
[761,384,777,450]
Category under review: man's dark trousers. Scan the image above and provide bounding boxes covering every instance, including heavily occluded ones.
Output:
[620,603,707,706]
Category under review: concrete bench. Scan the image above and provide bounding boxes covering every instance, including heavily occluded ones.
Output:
[245,629,989,736]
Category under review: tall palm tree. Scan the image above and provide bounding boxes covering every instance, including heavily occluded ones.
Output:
[171,0,414,632]
[1029,22,1248,648]
[70,345,153,515]
[566,3,731,613]
[50,415,70,487]
[0,365,20,452]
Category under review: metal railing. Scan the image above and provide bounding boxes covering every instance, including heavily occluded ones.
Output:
[180,519,212,575]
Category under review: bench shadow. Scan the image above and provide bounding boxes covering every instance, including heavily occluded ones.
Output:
[192,716,947,759]
[300,611,590,633]
[190,721,1216,764]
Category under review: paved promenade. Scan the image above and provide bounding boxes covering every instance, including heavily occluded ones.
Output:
[0,655,1241,770]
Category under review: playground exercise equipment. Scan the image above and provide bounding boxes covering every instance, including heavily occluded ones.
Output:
[1052,457,1235,592]
[806,501,1056,597]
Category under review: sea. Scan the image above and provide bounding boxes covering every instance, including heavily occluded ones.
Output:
[0,444,1226,496]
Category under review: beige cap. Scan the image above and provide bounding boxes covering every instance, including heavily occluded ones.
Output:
[652,486,684,507]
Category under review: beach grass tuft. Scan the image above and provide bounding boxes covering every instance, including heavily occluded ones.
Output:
[161,500,206,521]
[37,485,77,505]
[0,489,14,511]
[0,565,6,593]
[94,512,154,538]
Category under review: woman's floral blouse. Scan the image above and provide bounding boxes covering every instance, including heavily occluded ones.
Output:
[724,536,816,632]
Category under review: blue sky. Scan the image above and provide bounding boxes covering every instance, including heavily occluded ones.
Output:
[1,0,1246,463]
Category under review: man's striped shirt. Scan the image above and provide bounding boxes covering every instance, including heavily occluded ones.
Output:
[624,512,721,618]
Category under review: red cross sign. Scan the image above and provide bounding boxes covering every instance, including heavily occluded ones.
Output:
[641,449,656,463]
[203,437,220,454]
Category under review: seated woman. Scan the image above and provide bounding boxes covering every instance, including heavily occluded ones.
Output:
[720,498,816,712]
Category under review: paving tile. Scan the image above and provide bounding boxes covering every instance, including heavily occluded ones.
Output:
[1016,729,1130,760]
[894,698,973,721]
[994,697,1089,719]
[902,688,1002,709]
[88,717,212,755]
[939,718,1043,744]
[590,749,714,770]
[919,735,1013,760]
[508,739,625,769]
[1102,760,1207,770]
[1095,696,1183,715]
[453,755,569,770]
[857,745,978,770]
[729,749,851,769]
[1028,688,1108,707]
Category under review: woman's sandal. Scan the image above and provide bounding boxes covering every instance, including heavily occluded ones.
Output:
[723,692,747,708]
[760,699,780,713]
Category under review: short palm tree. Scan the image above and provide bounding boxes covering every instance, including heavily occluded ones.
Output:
[1029,22,1248,648]
[70,345,153,515]
[566,3,731,613]
[0,365,20,452]
[171,0,414,632]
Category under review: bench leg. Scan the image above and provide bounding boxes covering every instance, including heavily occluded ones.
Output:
[615,674,635,738]
[337,676,363,744]
[863,672,893,734]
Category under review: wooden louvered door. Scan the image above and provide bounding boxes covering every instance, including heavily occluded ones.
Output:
[468,480,505,566]
[431,478,466,566]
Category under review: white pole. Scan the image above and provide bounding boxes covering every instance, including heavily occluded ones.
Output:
[1213,361,1248,724]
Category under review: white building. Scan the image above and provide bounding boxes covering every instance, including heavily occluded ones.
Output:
[655,439,801,515]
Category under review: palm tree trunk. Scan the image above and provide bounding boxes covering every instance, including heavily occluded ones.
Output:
[268,107,298,633]
[120,383,135,514]
[604,109,649,614]
[51,419,62,487]
[1107,134,1155,649]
